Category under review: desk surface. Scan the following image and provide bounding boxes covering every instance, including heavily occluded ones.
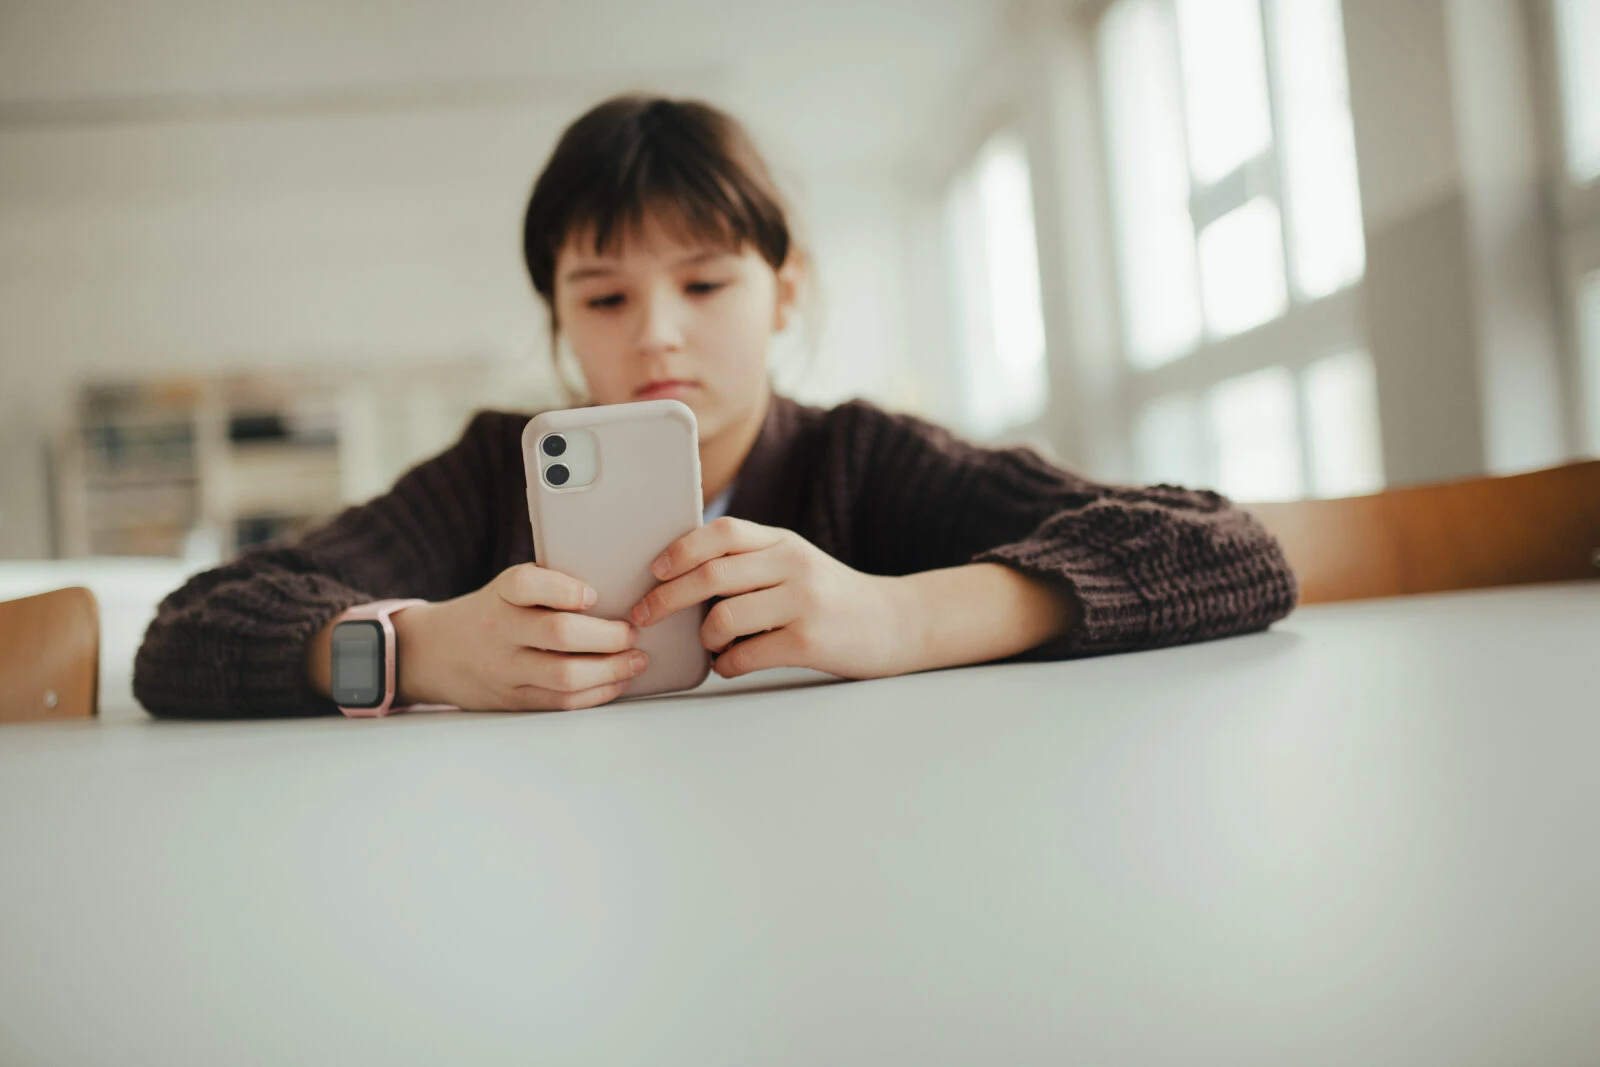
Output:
[3,582,1597,1066]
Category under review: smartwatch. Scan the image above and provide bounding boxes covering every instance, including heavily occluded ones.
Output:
[330,599,426,717]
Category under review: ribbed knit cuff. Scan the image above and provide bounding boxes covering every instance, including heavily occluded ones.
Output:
[971,538,1150,660]
[971,505,1298,662]
[232,570,373,716]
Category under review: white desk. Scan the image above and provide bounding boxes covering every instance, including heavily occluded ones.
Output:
[2,582,1597,1066]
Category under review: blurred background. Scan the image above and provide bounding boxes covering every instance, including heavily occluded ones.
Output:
[1,0,1598,711]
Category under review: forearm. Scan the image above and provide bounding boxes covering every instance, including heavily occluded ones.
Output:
[891,562,1078,674]
[305,616,338,701]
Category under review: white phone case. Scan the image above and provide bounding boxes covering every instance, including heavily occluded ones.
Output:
[522,400,712,698]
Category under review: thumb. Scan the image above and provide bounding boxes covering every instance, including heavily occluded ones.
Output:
[493,562,596,612]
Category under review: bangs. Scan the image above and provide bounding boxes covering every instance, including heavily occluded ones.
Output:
[570,170,758,262]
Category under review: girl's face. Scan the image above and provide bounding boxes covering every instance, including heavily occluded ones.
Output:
[553,214,799,442]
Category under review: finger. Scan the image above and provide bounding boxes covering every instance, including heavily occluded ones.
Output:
[634,544,788,627]
[700,585,799,654]
[515,648,649,694]
[507,679,632,713]
[495,563,595,612]
[651,517,784,582]
[713,627,809,679]
[519,609,637,654]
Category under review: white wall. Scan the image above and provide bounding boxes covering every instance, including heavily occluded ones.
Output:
[0,104,550,555]
[0,105,926,557]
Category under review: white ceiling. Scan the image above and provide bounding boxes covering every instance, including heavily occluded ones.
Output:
[0,0,1014,173]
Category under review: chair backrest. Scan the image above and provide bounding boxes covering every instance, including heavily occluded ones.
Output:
[0,586,100,723]
[1246,459,1600,604]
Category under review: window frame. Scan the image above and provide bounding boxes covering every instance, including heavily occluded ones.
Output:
[938,110,1055,441]
[1081,0,1372,498]
[1530,0,1600,454]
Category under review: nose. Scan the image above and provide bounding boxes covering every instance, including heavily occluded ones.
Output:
[634,279,686,358]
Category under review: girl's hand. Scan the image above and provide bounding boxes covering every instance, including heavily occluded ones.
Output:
[394,563,648,710]
[629,517,913,680]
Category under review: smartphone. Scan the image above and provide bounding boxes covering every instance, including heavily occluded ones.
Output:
[522,399,712,698]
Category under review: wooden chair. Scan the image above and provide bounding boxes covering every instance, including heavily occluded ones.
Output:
[0,586,100,723]
[1246,459,1600,604]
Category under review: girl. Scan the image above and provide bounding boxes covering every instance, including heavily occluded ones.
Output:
[134,95,1297,718]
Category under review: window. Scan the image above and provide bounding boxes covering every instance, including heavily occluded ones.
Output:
[1133,350,1382,502]
[1101,0,1364,356]
[1303,349,1384,497]
[1133,392,1205,489]
[1132,348,1382,502]
[1207,365,1303,501]
[1272,0,1366,299]
[944,131,1050,437]
[1546,1,1600,452]
[1174,0,1272,186]
[1195,196,1288,337]
[1553,0,1600,184]
[1582,272,1600,454]
[1099,0,1377,500]
[1099,0,1201,368]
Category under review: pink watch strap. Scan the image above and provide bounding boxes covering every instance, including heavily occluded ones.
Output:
[334,599,426,717]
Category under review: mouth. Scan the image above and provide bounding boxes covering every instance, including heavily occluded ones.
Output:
[635,379,702,400]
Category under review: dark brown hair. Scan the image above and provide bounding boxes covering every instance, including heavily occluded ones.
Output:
[522,94,797,347]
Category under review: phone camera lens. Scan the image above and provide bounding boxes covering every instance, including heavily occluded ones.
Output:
[542,434,567,458]
[546,463,570,487]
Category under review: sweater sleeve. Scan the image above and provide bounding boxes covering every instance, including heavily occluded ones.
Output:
[832,400,1298,661]
[133,410,512,719]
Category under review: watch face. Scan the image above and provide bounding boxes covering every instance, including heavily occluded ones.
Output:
[331,619,386,708]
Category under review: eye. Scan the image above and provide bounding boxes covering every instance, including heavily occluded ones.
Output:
[586,293,625,310]
[686,281,726,296]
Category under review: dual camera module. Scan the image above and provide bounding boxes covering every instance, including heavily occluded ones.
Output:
[538,428,598,489]
[542,433,569,486]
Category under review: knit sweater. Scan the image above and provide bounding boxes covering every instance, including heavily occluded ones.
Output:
[133,391,1298,718]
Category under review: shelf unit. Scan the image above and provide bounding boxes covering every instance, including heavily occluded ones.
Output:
[57,375,347,559]
[52,361,526,560]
